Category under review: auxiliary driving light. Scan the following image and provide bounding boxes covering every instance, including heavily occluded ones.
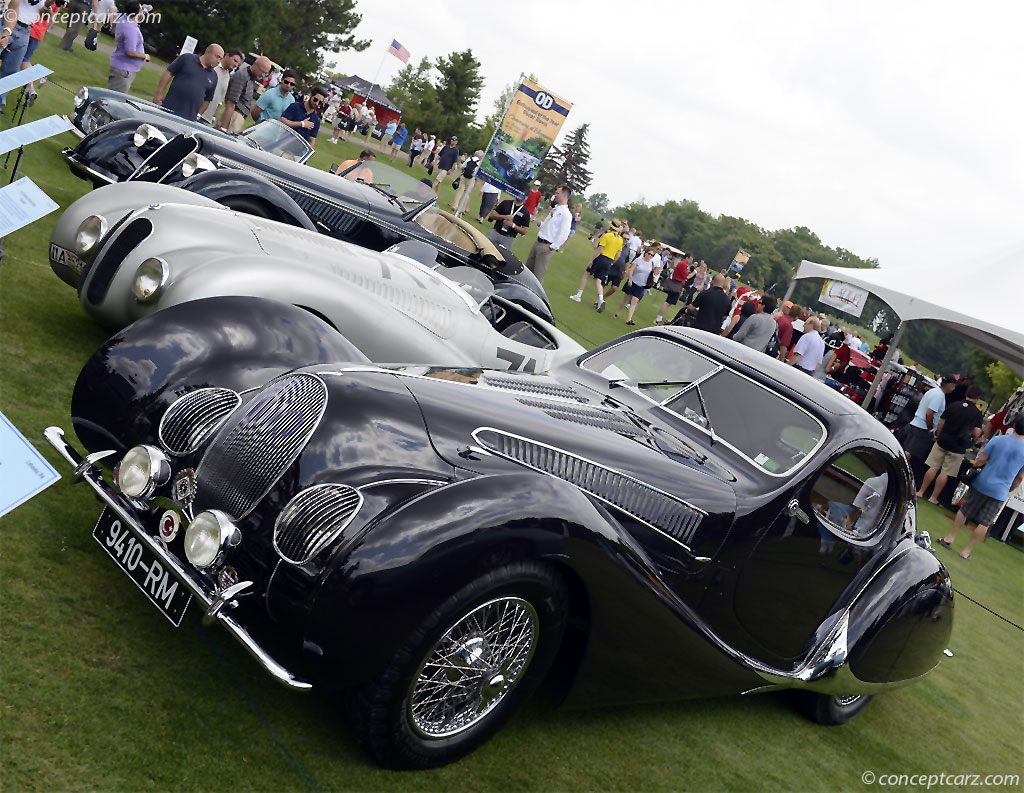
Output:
[184,511,241,569]
[73,214,107,256]
[132,257,168,303]
[116,444,171,498]
[133,123,168,149]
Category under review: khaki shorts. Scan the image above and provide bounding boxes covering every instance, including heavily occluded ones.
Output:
[228,110,247,134]
[925,443,963,477]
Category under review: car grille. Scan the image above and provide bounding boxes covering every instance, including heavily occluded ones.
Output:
[159,388,241,455]
[273,484,363,564]
[195,374,328,519]
[83,216,152,305]
[473,428,705,548]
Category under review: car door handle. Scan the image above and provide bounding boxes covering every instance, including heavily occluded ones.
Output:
[786,499,810,524]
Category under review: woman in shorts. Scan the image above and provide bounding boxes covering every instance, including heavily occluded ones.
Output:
[613,244,662,325]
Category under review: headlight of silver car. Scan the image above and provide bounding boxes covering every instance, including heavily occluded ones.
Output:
[180,152,215,179]
[115,444,171,498]
[184,510,240,569]
[74,214,107,255]
[132,257,168,303]
[133,123,168,149]
[73,86,89,109]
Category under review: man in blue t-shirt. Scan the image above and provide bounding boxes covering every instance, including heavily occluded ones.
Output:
[280,86,327,147]
[903,375,956,461]
[154,43,224,120]
[252,69,297,122]
[939,416,1024,559]
[389,123,408,162]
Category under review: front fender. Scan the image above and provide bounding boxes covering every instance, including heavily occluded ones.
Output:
[71,296,369,454]
[179,168,318,232]
[67,119,148,184]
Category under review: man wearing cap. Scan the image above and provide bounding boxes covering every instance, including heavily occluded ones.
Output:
[525,185,572,284]
[433,136,461,192]
[903,375,957,463]
[524,181,543,216]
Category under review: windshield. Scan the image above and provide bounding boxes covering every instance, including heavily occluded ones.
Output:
[241,120,313,163]
[337,160,436,209]
[436,265,494,308]
[581,335,825,474]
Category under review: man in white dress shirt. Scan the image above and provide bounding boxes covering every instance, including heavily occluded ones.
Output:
[524,185,572,285]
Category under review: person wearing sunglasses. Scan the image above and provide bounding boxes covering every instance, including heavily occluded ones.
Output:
[280,84,327,147]
[252,68,297,122]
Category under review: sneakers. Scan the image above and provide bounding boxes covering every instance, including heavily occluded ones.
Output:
[568,293,582,303]
[26,90,37,107]
[626,320,636,326]
[654,317,662,325]
[596,301,606,313]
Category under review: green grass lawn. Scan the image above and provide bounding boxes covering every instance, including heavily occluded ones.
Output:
[2,34,1023,793]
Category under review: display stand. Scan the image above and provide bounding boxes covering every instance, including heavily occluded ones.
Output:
[2,86,32,182]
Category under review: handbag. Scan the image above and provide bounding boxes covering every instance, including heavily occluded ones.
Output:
[764,327,781,358]
[451,176,461,190]
[961,463,981,485]
[84,28,99,50]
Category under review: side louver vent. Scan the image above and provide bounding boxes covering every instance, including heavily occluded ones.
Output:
[195,374,327,519]
[482,374,587,402]
[515,398,640,436]
[273,484,363,564]
[159,388,241,455]
[473,428,705,548]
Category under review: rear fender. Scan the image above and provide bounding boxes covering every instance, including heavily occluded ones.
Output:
[71,296,369,454]
[179,169,318,232]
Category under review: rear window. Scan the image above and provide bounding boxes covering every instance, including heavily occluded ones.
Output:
[810,448,893,539]
[664,369,824,474]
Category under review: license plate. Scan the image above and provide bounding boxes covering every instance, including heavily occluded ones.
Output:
[92,508,192,626]
[49,243,84,275]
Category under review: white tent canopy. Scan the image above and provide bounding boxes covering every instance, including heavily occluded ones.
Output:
[791,245,1024,377]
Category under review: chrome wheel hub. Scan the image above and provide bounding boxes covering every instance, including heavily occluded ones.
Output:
[408,596,538,738]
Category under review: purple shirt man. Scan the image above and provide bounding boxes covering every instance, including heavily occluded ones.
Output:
[110,14,144,73]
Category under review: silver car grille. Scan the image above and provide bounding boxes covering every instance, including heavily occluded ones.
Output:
[473,428,705,548]
[273,484,363,564]
[159,388,241,455]
[195,374,328,519]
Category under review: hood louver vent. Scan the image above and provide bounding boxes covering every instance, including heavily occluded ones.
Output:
[514,398,640,436]
[274,484,363,564]
[195,374,327,519]
[473,428,705,549]
[159,388,241,455]
[482,374,587,402]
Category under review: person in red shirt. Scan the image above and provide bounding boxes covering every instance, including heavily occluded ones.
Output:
[654,254,691,325]
[827,342,853,376]
[775,303,799,360]
[523,181,543,215]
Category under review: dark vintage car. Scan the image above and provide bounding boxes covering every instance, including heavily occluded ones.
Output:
[63,122,552,321]
[45,298,953,768]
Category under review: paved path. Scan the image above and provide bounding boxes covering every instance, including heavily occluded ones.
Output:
[45,23,164,73]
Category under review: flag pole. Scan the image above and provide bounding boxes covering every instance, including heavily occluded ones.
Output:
[369,35,392,95]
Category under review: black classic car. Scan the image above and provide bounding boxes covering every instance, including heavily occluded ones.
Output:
[62,114,552,321]
[46,297,952,768]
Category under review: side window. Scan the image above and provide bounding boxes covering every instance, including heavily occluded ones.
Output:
[810,448,894,539]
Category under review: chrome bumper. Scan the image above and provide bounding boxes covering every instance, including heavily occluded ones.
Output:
[62,114,86,139]
[43,426,313,691]
[62,146,115,185]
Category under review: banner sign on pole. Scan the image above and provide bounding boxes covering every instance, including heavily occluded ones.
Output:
[478,77,572,200]
[0,412,60,519]
[818,279,870,318]
[727,249,750,275]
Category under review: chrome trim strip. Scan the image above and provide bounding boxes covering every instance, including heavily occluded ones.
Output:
[471,426,706,555]
[62,147,115,184]
[43,426,313,691]
[63,114,86,139]
[356,478,448,490]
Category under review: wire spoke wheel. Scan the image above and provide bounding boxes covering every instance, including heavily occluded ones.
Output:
[408,596,539,738]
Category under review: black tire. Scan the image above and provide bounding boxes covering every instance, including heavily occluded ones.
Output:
[802,692,874,725]
[352,561,567,769]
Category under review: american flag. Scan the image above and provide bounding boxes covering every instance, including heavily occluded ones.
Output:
[387,39,410,64]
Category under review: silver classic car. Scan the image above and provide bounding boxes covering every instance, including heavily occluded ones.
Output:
[49,183,583,373]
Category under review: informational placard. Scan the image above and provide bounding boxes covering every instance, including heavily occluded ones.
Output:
[1007,483,1024,516]
[478,76,572,200]
[180,35,198,55]
[0,64,52,97]
[0,412,60,518]
[818,278,870,318]
[0,114,75,156]
[0,178,60,237]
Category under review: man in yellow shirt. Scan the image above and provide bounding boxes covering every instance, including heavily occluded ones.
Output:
[569,221,624,312]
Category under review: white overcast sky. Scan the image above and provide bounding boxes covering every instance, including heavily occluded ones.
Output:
[330,0,1023,270]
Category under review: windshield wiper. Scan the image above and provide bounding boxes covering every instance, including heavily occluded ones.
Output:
[611,379,693,390]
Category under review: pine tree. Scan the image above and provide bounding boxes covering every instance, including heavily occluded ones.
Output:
[539,123,593,195]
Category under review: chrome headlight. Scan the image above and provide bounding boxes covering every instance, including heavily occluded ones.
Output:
[74,86,89,109]
[184,510,241,569]
[133,123,168,149]
[181,152,215,179]
[132,257,168,303]
[73,214,107,255]
[116,444,171,498]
